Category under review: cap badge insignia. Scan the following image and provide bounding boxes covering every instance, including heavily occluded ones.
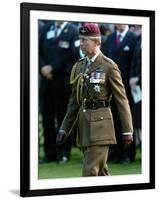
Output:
[81,29,86,33]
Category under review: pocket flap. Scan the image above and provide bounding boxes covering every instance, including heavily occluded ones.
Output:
[91,109,111,121]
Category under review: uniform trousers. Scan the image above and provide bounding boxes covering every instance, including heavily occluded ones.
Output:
[82,145,109,176]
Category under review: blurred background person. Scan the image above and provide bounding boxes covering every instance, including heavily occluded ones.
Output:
[99,23,115,53]
[39,20,80,164]
[129,25,142,148]
[103,24,138,164]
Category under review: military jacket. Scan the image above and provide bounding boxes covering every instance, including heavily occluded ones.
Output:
[60,52,133,147]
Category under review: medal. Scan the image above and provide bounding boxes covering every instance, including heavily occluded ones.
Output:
[94,84,101,92]
[90,71,106,84]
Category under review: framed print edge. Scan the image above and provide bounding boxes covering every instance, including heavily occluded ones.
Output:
[149,11,155,189]
[20,3,30,197]
[20,2,155,197]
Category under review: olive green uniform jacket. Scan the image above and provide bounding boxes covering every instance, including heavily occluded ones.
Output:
[60,52,133,147]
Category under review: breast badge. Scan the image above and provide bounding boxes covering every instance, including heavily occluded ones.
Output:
[94,84,101,93]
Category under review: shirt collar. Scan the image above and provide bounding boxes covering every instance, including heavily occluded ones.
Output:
[55,22,68,30]
[54,22,68,37]
[60,22,68,30]
[117,25,129,41]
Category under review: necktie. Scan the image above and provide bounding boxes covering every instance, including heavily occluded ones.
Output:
[116,34,122,47]
[85,59,92,72]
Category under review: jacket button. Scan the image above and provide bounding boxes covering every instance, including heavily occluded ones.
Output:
[100,116,104,120]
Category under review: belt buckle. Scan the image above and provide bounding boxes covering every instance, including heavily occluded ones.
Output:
[92,103,96,109]
[91,100,98,109]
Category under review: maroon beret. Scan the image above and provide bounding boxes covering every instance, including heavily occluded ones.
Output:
[79,23,101,37]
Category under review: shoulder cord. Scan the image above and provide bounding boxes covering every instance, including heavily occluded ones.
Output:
[70,63,88,105]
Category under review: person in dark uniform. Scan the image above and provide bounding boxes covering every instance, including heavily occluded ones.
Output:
[39,20,80,163]
[56,23,133,176]
[103,24,137,163]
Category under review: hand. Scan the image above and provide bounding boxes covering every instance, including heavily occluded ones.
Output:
[129,77,139,90]
[56,131,66,145]
[46,73,53,80]
[41,65,53,77]
[122,134,133,149]
[129,77,139,86]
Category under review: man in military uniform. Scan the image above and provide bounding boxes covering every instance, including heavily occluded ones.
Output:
[56,23,133,176]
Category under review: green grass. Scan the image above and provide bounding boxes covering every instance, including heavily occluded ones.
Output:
[38,115,141,179]
[38,147,141,179]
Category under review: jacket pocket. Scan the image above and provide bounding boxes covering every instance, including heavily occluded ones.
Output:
[90,108,115,142]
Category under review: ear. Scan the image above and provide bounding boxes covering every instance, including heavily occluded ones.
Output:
[95,39,101,46]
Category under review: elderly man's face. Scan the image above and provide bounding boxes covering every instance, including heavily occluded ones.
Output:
[80,38,98,56]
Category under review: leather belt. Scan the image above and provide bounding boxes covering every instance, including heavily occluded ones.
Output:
[84,99,110,110]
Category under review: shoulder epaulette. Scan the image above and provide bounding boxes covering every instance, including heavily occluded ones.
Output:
[103,56,116,65]
[77,57,85,63]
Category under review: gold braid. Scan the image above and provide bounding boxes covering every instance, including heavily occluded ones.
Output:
[70,63,88,105]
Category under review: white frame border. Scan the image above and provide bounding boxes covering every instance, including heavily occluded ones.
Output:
[30,10,150,190]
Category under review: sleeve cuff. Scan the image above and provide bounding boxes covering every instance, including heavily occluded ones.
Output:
[122,132,133,135]
[59,130,66,134]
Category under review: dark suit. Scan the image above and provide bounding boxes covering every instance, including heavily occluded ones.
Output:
[39,21,80,162]
[104,31,137,101]
[130,35,141,129]
[130,35,141,86]
[103,30,137,163]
